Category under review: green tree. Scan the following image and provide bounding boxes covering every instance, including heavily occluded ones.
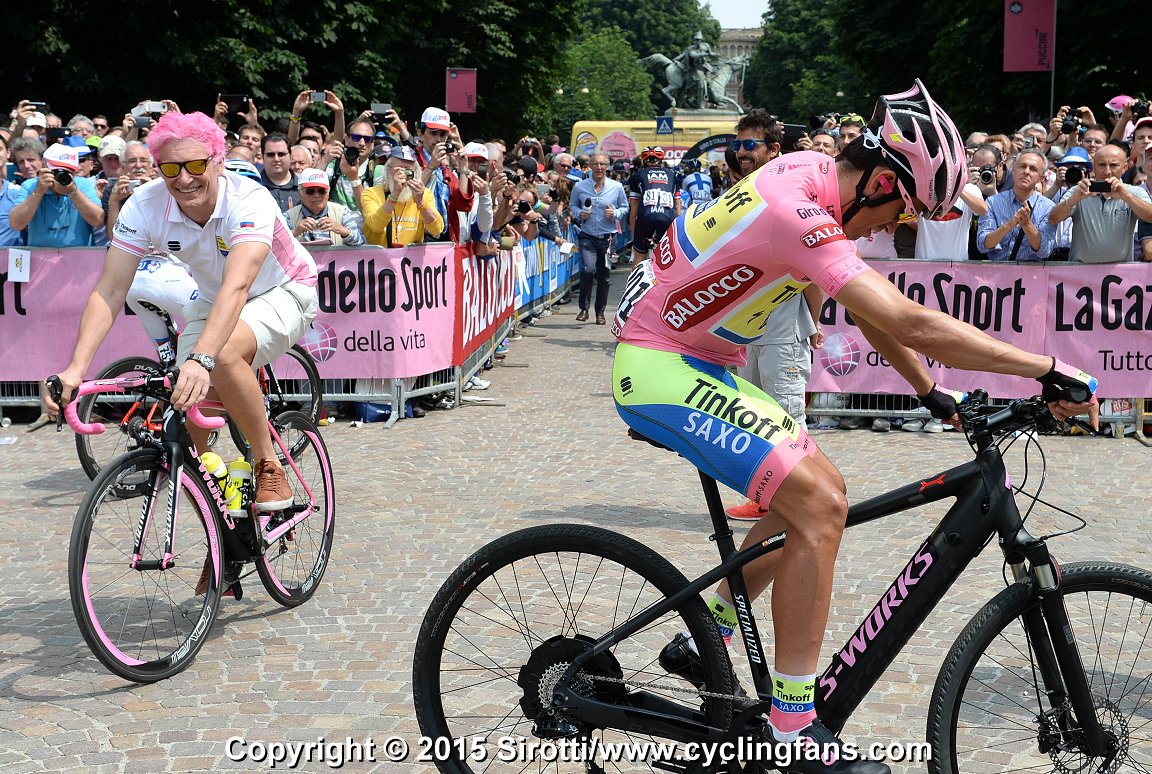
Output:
[550,28,656,142]
[743,0,864,122]
[581,0,720,60]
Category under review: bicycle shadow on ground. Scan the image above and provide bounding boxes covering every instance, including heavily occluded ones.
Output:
[0,594,237,702]
[513,502,752,536]
[23,469,91,504]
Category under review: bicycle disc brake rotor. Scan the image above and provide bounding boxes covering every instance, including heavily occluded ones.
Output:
[517,635,625,729]
[1041,696,1126,774]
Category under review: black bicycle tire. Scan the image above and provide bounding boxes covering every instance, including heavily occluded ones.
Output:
[255,411,335,606]
[74,356,165,485]
[412,523,734,774]
[927,562,1152,773]
[69,449,224,683]
[228,344,323,453]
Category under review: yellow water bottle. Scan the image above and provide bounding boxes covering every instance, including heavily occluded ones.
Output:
[226,458,252,515]
[200,452,229,491]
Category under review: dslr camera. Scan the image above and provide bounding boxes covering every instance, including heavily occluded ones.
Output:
[443,141,457,154]
[1133,100,1151,120]
[344,145,361,165]
[1064,165,1088,185]
[51,168,73,187]
[978,164,998,186]
[1060,109,1082,135]
[504,168,521,185]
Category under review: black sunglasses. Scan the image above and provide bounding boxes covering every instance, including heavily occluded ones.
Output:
[347,133,373,144]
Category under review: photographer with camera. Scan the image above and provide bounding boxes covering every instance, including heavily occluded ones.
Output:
[970,144,1007,198]
[1047,142,1152,263]
[361,145,443,247]
[412,107,466,242]
[1045,105,1099,152]
[287,89,346,147]
[1043,147,1090,260]
[977,148,1056,261]
[105,141,156,228]
[1108,95,1151,143]
[326,116,385,213]
[8,143,102,246]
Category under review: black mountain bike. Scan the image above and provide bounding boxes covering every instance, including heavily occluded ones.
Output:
[73,301,322,485]
[413,391,1152,772]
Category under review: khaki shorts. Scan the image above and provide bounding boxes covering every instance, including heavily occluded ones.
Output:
[177,282,319,370]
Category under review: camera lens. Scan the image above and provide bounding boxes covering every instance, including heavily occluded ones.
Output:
[978,165,996,186]
[517,200,531,214]
[52,169,73,187]
[343,146,360,165]
[1060,118,1077,134]
[1065,166,1085,185]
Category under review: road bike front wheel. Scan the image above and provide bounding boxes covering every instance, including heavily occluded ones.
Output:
[74,356,165,488]
[255,411,335,606]
[69,449,224,682]
[927,562,1152,773]
[412,523,735,773]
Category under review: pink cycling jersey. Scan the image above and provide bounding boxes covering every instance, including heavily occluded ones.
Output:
[613,151,868,366]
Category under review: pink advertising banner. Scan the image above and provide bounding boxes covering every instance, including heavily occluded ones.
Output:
[806,261,1152,398]
[0,245,457,381]
[1003,0,1055,72]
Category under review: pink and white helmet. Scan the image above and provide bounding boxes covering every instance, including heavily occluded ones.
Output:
[867,79,966,218]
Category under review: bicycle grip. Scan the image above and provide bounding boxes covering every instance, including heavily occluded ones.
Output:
[65,380,118,435]
[188,404,226,430]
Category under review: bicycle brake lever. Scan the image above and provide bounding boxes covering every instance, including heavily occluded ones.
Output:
[45,375,65,432]
[1065,416,1105,437]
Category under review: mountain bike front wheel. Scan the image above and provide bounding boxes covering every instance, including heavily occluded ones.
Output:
[69,449,224,683]
[413,523,735,773]
[927,562,1152,773]
[255,411,335,607]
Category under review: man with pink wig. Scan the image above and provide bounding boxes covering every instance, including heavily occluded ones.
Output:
[46,111,318,524]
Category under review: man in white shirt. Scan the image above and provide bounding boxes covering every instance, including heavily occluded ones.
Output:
[46,111,318,513]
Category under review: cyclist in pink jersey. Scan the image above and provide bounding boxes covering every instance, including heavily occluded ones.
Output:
[46,111,318,517]
[612,80,1097,772]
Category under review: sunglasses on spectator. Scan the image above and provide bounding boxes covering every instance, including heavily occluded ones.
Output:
[839,113,865,125]
[265,151,289,158]
[347,133,373,144]
[302,187,327,195]
[557,162,572,168]
[93,123,108,130]
[729,139,770,152]
[158,158,210,178]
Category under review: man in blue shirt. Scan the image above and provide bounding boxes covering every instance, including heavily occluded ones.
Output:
[977,149,1056,261]
[570,152,629,324]
[7,143,103,247]
[0,134,26,246]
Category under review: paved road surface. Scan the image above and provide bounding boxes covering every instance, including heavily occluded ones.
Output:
[2,270,1148,772]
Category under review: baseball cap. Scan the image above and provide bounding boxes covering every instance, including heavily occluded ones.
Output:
[420,107,451,131]
[26,112,47,129]
[388,145,418,162]
[297,168,330,189]
[463,142,489,160]
[1106,95,1134,116]
[44,144,82,171]
[1133,116,1152,135]
[99,135,127,159]
[1055,146,1092,166]
[63,135,93,155]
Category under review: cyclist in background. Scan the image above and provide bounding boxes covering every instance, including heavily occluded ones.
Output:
[680,157,714,205]
[46,111,318,514]
[627,145,680,266]
[611,80,1096,773]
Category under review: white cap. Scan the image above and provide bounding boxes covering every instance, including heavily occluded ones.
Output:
[297,168,330,189]
[463,142,489,160]
[44,144,82,171]
[420,107,451,130]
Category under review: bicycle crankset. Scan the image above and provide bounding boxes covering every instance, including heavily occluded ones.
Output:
[517,634,625,738]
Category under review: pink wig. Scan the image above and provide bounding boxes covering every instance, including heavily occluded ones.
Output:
[146,111,226,161]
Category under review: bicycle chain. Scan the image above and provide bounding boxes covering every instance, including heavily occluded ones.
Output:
[584,672,751,703]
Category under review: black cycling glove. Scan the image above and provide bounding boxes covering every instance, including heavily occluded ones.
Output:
[1037,358,1097,404]
[918,384,966,420]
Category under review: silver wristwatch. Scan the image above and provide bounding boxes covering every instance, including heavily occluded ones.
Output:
[186,352,216,371]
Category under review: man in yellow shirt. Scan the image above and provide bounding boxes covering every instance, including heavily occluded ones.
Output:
[361,145,444,246]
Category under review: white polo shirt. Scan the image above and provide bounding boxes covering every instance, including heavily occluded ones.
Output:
[111,171,316,302]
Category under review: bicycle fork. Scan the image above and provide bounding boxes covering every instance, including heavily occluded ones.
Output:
[1007,533,1119,763]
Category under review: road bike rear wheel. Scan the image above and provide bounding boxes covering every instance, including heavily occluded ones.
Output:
[255,411,335,606]
[927,562,1152,773]
[266,344,322,423]
[69,449,223,683]
[74,356,165,489]
[412,523,735,773]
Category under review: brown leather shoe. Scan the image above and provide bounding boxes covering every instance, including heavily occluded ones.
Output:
[575,309,588,322]
[254,458,293,511]
[595,314,606,325]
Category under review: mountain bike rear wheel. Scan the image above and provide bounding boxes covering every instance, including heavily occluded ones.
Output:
[69,449,223,683]
[928,562,1152,773]
[74,356,165,491]
[413,523,735,773]
[255,411,335,606]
